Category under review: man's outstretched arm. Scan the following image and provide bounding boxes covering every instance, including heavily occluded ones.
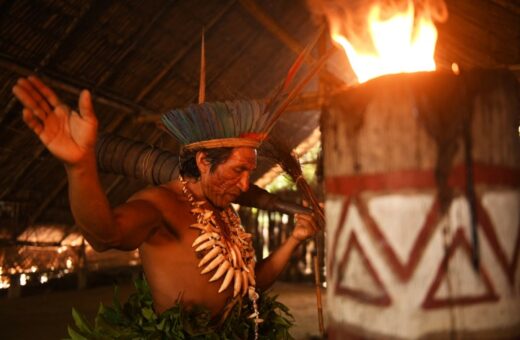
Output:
[65,155,163,251]
[13,76,160,251]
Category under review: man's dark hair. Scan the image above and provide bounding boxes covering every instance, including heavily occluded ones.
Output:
[179,147,233,179]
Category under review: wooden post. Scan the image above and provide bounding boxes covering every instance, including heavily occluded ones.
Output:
[323,70,520,338]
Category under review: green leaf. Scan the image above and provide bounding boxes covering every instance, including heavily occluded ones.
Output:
[68,277,295,339]
[272,315,291,327]
[72,308,92,334]
[156,318,166,331]
[141,307,156,321]
[67,326,88,340]
[112,285,123,313]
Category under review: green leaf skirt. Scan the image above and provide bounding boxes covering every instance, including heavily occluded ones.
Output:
[68,277,295,339]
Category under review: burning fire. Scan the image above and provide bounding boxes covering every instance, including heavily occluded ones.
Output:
[313,0,448,83]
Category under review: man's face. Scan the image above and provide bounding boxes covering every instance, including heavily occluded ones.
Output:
[200,147,257,208]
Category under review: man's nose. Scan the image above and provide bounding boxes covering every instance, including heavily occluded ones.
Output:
[237,172,250,192]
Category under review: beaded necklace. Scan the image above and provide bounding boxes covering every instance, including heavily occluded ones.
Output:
[181,177,262,338]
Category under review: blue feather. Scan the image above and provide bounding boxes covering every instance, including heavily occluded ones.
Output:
[161,99,276,146]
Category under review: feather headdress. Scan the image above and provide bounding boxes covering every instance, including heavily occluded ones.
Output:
[161,27,330,151]
[161,100,270,150]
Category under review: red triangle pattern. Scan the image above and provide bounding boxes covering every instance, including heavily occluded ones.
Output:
[328,196,351,275]
[476,197,520,285]
[334,231,392,306]
[356,195,441,282]
[421,228,499,309]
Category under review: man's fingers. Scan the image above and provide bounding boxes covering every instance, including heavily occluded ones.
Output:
[13,81,52,119]
[295,215,314,228]
[295,215,314,231]
[13,85,50,123]
[13,84,40,113]
[22,108,43,135]
[54,104,70,120]
[28,76,62,108]
[79,89,95,119]
[16,78,53,115]
[295,213,320,235]
[295,213,314,223]
[14,82,49,122]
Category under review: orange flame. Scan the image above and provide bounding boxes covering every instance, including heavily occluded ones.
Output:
[331,1,440,83]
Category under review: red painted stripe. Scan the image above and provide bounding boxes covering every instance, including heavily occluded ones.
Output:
[326,163,520,194]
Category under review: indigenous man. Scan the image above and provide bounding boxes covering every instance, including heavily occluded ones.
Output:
[12,76,319,337]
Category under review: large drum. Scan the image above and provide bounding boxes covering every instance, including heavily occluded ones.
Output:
[323,70,520,338]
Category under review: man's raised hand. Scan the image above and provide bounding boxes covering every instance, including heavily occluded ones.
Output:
[12,76,98,166]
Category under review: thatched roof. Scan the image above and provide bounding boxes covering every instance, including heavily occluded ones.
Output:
[0,0,519,248]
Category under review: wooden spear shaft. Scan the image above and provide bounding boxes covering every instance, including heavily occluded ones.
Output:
[295,179,325,336]
[313,243,325,335]
[313,30,328,337]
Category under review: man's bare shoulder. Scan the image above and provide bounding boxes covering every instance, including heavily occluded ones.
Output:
[127,180,187,208]
[126,180,192,235]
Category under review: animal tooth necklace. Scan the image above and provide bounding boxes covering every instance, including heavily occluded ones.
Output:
[181,177,262,338]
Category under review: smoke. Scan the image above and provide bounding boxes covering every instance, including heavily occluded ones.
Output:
[307,0,448,54]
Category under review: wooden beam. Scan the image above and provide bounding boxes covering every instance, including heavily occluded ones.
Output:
[489,0,520,15]
[238,0,302,55]
[0,54,155,115]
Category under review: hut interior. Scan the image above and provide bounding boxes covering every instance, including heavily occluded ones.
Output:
[0,0,519,339]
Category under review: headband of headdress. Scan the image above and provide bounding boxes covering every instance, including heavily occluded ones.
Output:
[161,100,272,151]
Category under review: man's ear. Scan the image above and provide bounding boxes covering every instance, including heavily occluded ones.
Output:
[195,151,210,175]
